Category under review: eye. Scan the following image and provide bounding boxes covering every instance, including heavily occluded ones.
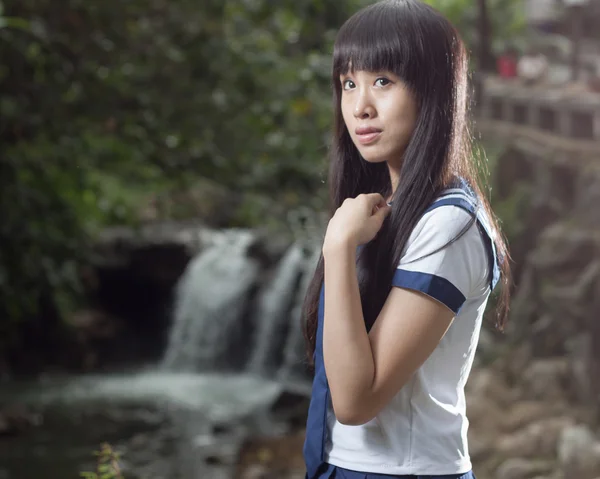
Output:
[342,79,356,90]
[375,77,391,87]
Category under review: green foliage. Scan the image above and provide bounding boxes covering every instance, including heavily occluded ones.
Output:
[80,443,124,479]
[0,0,346,336]
[0,0,524,357]
[424,0,526,54]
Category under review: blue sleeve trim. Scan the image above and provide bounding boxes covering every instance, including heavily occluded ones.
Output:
[391,269,466,314]
[425,194,500,291]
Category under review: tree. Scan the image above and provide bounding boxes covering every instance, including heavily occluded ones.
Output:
[0,0,525,366]
[424,0,525,66]
[477,0,494,71]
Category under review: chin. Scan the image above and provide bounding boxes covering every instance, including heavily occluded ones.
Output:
[359,152,388,164]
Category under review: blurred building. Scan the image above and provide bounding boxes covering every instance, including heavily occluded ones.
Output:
[525,0,562,32]
[525,0,600,39]
[521,0,599,85]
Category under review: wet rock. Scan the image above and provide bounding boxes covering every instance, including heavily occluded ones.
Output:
[129,433,149,448]
[212,422,234,436]
[268,387,311,429]
[68,309,121,340]
[239,464,306,479]
[0,404,42,437]
[236,431,306,479]
[205,455,226,466]
[67,309,124,370]
[93,221,207,268]
[240,464,269,479]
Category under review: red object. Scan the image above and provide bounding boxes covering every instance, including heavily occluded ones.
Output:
[497,55,517,78]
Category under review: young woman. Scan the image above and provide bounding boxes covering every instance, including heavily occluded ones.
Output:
[301,1,511,478]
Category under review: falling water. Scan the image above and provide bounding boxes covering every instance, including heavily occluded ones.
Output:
[246,244,306,375]
[1,227,323,479]
[161,230,261,371]
[160,225,320,379]
[279,246,321,381]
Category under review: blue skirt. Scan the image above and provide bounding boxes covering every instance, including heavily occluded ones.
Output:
[311,464,476,479]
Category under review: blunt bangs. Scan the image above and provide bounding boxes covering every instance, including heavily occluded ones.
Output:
[332,0,454,93]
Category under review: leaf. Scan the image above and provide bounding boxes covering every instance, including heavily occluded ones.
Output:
[0,16,31,31]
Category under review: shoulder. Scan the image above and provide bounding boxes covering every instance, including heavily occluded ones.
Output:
[402,204,485,264]
[397,193,491,300]
[403,192,480,262]
[412,204,475,242]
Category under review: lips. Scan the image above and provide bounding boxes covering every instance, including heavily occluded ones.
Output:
[355,126,382,145]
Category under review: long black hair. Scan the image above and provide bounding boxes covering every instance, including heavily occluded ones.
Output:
[302,0,511,363]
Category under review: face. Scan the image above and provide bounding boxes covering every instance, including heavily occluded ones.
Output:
[340,70,418,167]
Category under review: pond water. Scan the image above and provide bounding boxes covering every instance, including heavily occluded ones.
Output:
[0,371,286,479]
[0,229,317,479]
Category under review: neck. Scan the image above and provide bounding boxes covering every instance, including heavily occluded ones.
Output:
[387,163,400,203]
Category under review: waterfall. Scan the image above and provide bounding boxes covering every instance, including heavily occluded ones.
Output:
[4,224,324,479]
[161,230,260,371]
[161,226,320,380]
[246,244,305,375]
[279,246,321,381]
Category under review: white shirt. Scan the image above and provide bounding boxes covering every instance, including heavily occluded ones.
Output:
[324,198,494,475]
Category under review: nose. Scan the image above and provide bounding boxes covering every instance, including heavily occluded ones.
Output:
[353,89,375,119]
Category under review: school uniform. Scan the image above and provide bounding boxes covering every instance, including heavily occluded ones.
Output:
[304,181,500,479]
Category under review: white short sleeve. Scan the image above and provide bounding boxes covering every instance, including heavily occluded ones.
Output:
[391,205,489,314]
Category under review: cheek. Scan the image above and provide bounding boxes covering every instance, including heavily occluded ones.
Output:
[395,102,417,131]
[404,95,418,126]
[401,106,417,132]
[390,91,418,125]
[340,102,353,128]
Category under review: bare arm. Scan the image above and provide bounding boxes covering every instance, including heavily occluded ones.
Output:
[322,240,454,426]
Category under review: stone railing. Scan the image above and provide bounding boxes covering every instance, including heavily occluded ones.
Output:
[478,75,600,142]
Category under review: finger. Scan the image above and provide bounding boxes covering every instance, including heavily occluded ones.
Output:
[364,193,386,208]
